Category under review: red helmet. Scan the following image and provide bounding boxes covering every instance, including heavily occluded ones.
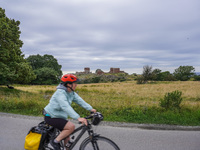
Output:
[61,74,80,84]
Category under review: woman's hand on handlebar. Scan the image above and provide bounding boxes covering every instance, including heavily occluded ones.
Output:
[78,118,88,126]
[90,109,97,113]
[78,109,96,125]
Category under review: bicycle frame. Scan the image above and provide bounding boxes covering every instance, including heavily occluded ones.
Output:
[43,113,119,150]
[67,122,97,150]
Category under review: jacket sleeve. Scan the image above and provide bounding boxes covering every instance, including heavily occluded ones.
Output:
[73,92,93,111]
[58,90,80,120]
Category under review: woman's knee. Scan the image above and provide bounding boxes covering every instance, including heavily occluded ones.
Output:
[63,121,75,131]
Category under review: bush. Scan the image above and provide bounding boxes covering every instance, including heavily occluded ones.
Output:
[193,75,200,81]
[160,90,183,111]
[136,76,145,84]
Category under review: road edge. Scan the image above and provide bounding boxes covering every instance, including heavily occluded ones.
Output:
[1,112,200,131]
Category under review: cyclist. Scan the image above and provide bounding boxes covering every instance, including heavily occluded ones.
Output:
[44,74,96,150]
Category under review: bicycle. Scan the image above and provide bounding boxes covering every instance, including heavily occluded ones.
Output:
[42,112,120,150]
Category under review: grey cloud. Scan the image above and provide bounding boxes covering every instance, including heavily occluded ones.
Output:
[2,0,200,74]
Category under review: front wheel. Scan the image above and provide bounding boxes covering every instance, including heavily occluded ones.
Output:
[79,136,120,150]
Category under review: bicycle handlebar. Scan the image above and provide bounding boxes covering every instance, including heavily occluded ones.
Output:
[79,112,103,126]
[78,112,95,125]
[85,112,95,119]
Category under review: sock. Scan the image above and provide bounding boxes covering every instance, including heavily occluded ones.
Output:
[54,139,59,143]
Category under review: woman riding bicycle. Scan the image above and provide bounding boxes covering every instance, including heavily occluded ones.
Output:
[44,74,96,150]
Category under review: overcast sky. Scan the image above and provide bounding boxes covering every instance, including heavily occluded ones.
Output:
[1,0,200,74]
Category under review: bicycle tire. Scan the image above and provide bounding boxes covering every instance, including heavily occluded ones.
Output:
[79,136,120,150]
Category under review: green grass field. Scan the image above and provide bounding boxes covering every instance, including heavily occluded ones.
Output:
[0,81,200,126]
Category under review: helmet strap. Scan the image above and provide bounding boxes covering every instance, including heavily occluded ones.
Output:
[66,85,74,92]
[65,83,75,94]
[62,82,75,94]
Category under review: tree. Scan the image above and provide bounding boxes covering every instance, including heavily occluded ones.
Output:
[0,8,35,84]
[152,69,175,81]
[31,67,59,85]
[25,54,43,70]
[173,66,195,81]
[136,65,153,84]
[43,54,62,76]
[95,69,104,75]
[152,69,162,81]
[159,71,175,81]
[142,65,153,82]
[26,54,62,84]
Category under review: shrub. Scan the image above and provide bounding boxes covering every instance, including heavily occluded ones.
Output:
[136,76,145,84]
[160,90,183,111]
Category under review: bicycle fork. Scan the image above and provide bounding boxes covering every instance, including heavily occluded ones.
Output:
[88,128,100,150]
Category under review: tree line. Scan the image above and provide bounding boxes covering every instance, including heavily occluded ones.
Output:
[76,65,200,84]
[136,65,200,84]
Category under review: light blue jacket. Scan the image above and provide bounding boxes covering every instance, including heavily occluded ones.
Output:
[44,84,93,120]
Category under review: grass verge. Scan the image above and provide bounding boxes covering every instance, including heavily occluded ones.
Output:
[0,82,200,126]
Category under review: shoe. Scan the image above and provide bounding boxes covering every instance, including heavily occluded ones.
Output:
[50,139,61,150]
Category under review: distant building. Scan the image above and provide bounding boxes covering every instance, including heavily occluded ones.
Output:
[109,68,125,74]
[76,67,92,75]
[76,67,126,75]
[84,67,90,74]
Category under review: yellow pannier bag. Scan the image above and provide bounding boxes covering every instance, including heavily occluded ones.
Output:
[24,131,42,150]
[24,121,50,150]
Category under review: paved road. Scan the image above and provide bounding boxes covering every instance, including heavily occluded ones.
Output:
[0,113,200,150]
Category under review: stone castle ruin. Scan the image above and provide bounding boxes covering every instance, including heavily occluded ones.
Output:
[76,67,126,75]
[76,67,92,75]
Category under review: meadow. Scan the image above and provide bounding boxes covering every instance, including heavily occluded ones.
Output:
[0,81,200,126]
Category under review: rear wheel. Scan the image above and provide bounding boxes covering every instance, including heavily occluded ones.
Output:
[80,136,120,150]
